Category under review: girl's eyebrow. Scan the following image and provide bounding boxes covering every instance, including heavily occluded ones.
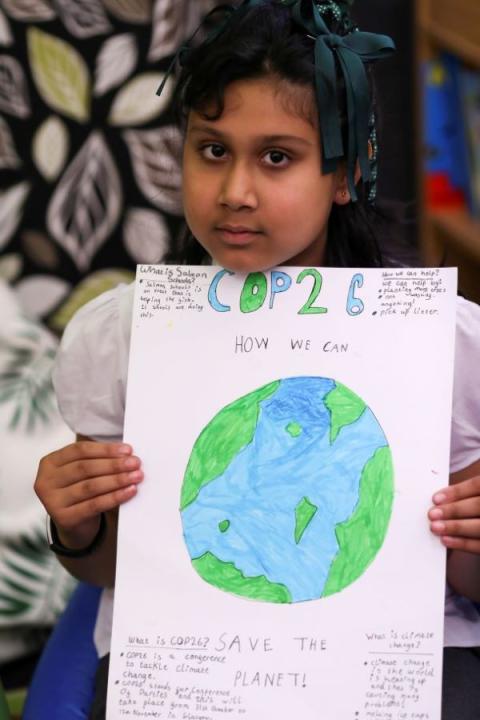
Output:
[188,124,313,147]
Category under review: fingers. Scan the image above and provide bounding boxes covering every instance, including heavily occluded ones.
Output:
[432,475,480,505]
[434,535,480,554]
[429,520,480,553]
[54,483,140,530]
[430,518,480,539]
[429,475,480,554]
[64,470,143,507]
[48,441,133,468]
[429,496,480,522]
[53,455,142,488]
[37,442,137,490]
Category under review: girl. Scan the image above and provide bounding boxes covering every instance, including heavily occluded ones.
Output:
[34,1,480,718]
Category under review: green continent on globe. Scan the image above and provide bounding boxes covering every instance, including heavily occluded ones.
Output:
[286,421,302,438]
[192,552,292,603]
[218,520,230,533]
[294,497,318,544]
[322,446,394,597]
[324,382,367,443]
[181,381,280,510]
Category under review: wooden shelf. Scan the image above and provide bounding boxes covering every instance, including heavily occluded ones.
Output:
[420,19,480,68]
[416,0,480,301]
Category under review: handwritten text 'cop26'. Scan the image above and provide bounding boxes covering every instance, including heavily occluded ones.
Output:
[208,269,365,316]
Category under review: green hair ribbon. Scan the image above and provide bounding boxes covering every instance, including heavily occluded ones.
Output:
[287,0,395,199]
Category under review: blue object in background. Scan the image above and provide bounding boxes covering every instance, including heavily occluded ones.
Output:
[424,57,453,174]
[442,54,474,207]
[23,583,101,719]
[424,55,469,190]
[458,65,480,217]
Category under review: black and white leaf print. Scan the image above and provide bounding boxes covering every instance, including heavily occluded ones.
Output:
[123,207,170,263]
[13,279,70,325]
[123,125,182,214]
[0,115,21,168]
[108,71,172,126]
[28,27,91,123]
[0,0,56,21]
[0,54,31,117]
[0,253,23,281]
[46,131,123,270]
[32,115,69,181]
[94,33,138,96]
[148,0,192,62]
[0,182,31,249]
[0,316,58,431]
[0,0,197,325]
[0,526,75,626]
[103,0,151,24]
[0,8,13,45]
[21,231,61,270]
[54,0,112,39]
[15,275,71,318]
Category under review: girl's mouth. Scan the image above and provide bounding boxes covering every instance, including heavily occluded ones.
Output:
[215,226,263,245]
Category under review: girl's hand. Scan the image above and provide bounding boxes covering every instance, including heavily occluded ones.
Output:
[34,440,143,549]
[429,475,480,554]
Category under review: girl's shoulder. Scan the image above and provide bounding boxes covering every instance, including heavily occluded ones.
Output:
[456,294,480,334]
[454,295,480,368]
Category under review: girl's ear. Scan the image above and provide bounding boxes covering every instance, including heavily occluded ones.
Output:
[333,162,363,205]
[333,178,351,206]
[333,141,372,205]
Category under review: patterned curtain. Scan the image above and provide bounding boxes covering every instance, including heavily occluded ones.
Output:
[0,0,211,334]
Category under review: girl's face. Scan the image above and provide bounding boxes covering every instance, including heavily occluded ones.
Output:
[182,75,349,272]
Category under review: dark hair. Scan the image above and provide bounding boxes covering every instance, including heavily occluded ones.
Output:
[167,0,396,268]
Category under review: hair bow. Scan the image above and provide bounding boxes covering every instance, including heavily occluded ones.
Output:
[287,0,395,199]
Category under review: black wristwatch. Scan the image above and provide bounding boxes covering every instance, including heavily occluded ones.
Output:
[46,513,107,558]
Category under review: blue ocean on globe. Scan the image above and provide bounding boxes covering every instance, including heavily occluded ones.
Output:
[181,376,393,603]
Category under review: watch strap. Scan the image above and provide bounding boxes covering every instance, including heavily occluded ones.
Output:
[47,513,106,558]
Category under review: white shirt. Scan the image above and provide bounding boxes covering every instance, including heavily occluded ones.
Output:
[53,283,480,653]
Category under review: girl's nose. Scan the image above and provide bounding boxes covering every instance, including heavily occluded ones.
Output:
[218,162,258,210]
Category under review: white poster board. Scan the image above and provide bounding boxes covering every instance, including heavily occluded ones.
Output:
[108,265,457,720]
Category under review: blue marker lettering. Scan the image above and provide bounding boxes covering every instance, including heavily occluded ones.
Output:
[208,269,234,312]
[346,273,365,316]
[269,271,292,309]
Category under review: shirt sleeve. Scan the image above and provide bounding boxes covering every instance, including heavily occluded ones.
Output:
[52,283,134,443]
[450,296,480,473]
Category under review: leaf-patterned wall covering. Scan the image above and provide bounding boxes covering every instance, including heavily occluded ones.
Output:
[0,0,211,331]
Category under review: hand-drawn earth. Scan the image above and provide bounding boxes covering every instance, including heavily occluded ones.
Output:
[180,377,394,603]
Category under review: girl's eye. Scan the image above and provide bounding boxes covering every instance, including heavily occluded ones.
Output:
[263,150,290,167]
[201,143,226,160]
